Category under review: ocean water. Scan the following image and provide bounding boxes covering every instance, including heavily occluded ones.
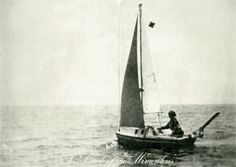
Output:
[0,105,235,167]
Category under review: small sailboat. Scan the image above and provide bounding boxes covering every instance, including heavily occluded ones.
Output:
[116,4,220,149]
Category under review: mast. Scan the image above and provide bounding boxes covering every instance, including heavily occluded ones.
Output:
[139,4,144,104]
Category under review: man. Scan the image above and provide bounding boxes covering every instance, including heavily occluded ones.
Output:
[159,110,184,136]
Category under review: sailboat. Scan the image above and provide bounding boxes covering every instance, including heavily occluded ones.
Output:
[116,4,220,149]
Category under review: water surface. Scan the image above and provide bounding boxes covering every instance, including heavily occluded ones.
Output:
[0,105,235,167]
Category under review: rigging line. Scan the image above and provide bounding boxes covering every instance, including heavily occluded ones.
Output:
[116,0,121,128]
[158,113,162,127]
[143,111,163,114]
[116,0,122,105]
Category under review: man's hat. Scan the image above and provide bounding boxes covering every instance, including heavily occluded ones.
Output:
[168,110,176,117]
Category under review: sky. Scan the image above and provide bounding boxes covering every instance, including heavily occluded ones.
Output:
[0,0,235,105]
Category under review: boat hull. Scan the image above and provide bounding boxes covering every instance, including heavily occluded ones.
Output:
[116,133,196,149]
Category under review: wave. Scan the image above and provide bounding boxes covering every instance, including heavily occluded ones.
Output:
[3,137,46,144]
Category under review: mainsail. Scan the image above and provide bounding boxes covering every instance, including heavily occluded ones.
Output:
[119,18,145,128]
[141,19,160,114]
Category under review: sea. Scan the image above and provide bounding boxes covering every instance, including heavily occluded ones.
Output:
[0,104,235,167]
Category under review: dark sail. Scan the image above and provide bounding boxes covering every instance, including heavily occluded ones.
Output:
[120,18,145,128]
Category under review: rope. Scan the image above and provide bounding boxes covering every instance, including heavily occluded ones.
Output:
[158,113,162,127]
[116,0,121,128]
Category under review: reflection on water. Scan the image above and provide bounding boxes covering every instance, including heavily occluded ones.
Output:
[0,105,235,167]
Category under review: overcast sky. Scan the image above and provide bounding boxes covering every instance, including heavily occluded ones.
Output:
[0,0,235,105]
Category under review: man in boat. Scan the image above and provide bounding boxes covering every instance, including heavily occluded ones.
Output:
[158,110,184,136]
